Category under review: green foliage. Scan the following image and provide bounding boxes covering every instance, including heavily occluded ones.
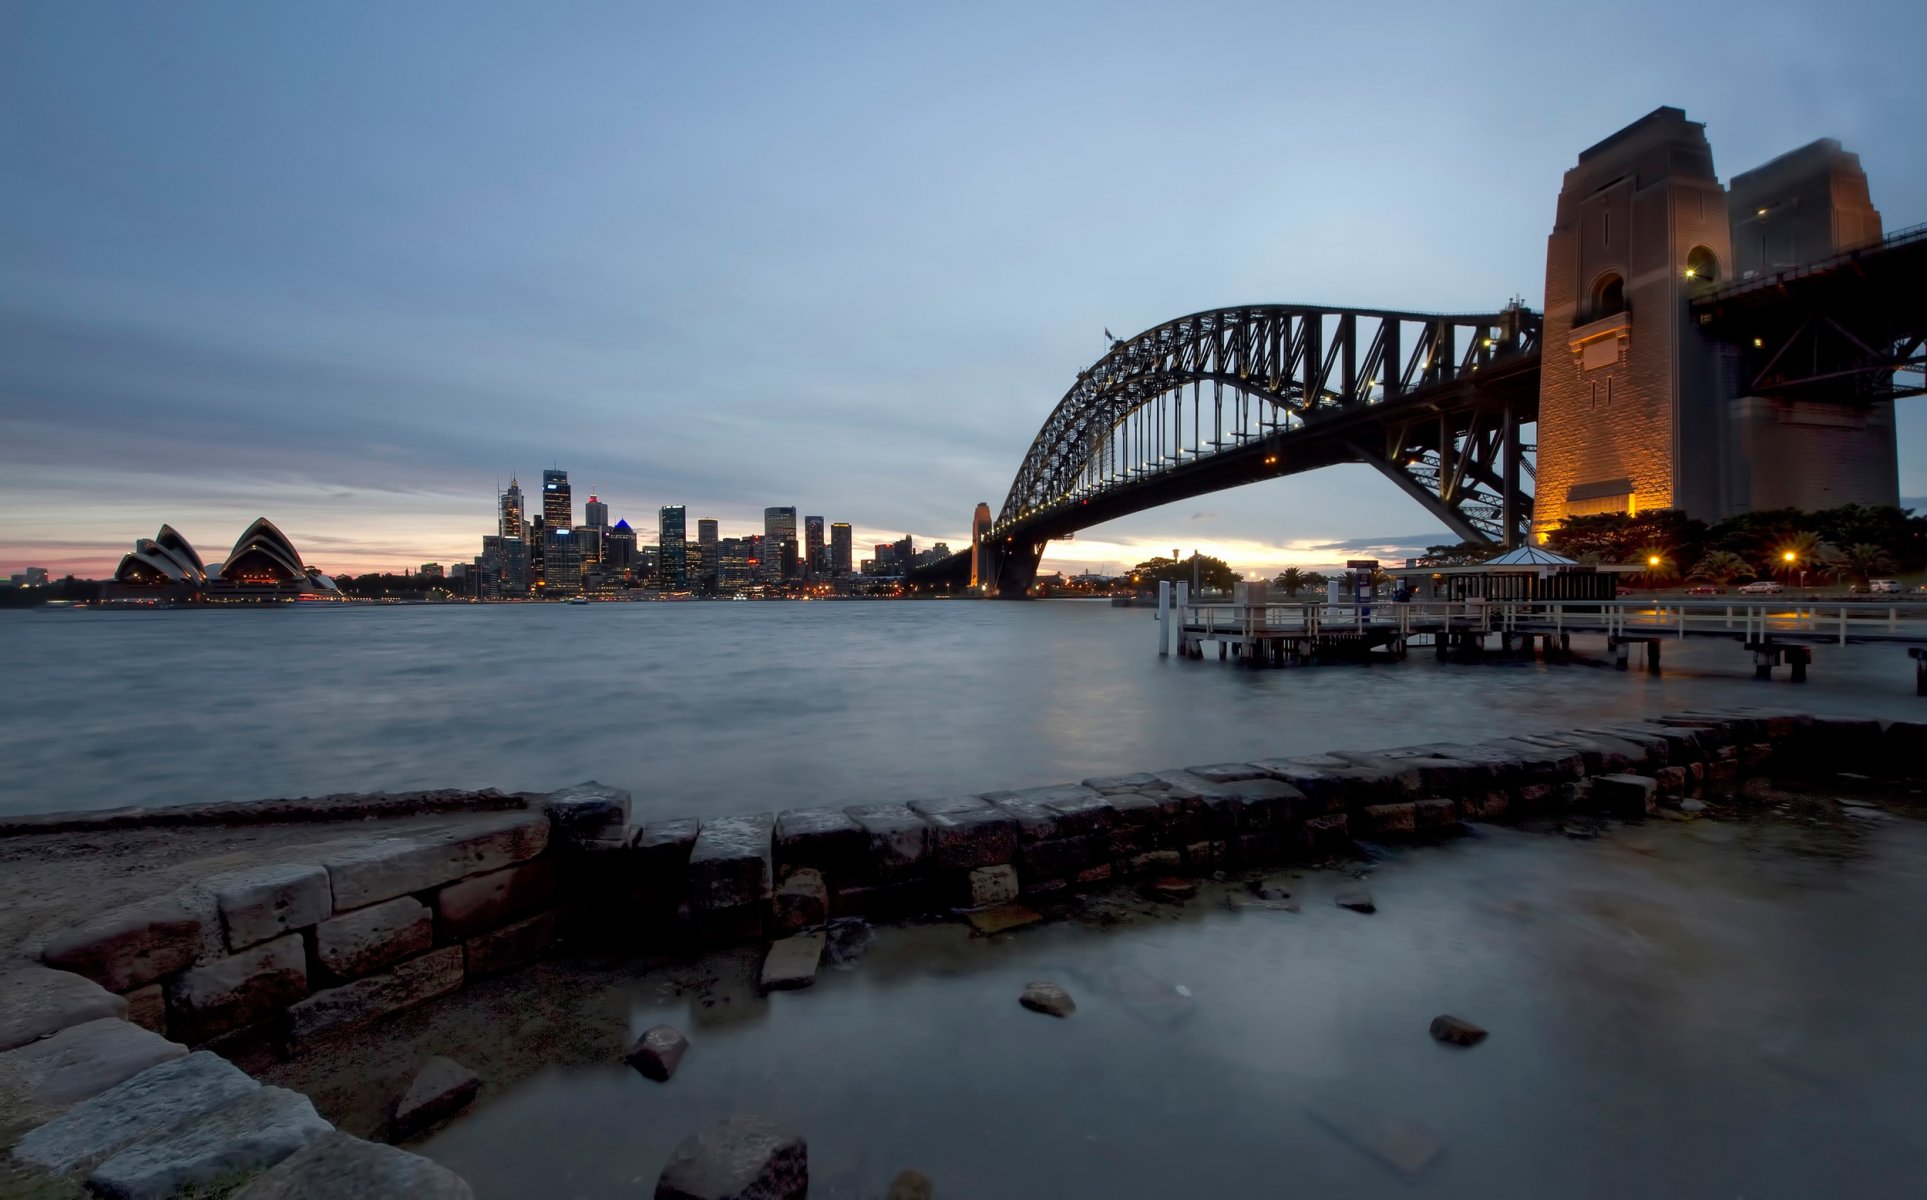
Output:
[1415,541,1492,567]
[1548,505,1925,579]
[1129,554,1237,591]
[1688,550,1752,585]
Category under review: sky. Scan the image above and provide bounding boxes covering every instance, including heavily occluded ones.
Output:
[3,0,1924,579]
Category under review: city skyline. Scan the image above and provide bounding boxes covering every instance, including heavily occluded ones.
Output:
[4,3,1924,581]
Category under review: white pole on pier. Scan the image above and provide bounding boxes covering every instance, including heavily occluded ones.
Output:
[1157,581,1171,656]
[1174,581,1189,656]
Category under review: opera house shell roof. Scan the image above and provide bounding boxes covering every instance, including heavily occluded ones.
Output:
[108,518,339,601]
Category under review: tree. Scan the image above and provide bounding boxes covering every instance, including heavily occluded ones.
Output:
[1834,543,1896,587]
[1299,570,1330,596]
[1688,550,1752,586]
[1129,554,1236,592]
[1416,541,1492,567]
[1272,567,1308,596]
[1772,530,1824,580]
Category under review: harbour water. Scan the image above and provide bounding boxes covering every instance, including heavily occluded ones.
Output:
[0,601,1917,818]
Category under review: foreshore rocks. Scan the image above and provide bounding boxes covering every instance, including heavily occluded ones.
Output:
[655,1114,807,1200]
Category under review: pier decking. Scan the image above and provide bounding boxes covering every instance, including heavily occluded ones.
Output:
[1150,583,1927,693]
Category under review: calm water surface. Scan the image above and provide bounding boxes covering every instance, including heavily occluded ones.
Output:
[0,601,1917,817]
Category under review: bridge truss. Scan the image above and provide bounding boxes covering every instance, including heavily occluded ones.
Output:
[942,304,1542,594]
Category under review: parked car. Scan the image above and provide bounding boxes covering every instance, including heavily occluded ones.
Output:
[1686,585,1720,596]
[1738,580,1784,595]
[1870,579,1903,594]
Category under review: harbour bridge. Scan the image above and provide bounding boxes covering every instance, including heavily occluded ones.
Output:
[911,108,1926,598]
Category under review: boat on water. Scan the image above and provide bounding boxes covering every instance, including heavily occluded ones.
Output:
[567,596,590,605]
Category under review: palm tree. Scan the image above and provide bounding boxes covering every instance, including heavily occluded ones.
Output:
[1688,550,1751,586]
[1272,567,1307,597]
[1835,543,1897,588]
[1774,530,1824,581]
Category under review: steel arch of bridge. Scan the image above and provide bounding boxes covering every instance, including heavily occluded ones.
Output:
[993,304,1542,549]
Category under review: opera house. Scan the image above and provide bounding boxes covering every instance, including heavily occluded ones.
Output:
[104,518,342,603]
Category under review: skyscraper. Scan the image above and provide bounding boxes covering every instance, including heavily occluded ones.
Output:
[697,518,719,592]
[763,506,797,581]
[528,514,546,586]
[542,526,581,596]
[831,522,853,575]
[803,516,825,579]
[500,478,525,540]
[605,519,636,576]
[542,469,572,531]
[573,524,602,569]
[659,505,688,590]
[584,494,609,534]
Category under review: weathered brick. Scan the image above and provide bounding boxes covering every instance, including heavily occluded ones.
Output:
[966,865,1019,907]
[773,808,867,879]
[435,859,561,941]
[0,964,127,1052]
[687,813,775,911]
[123,983,167,1034]
[771,868,828,933]
[1592,773,1659,818]
[907,795,1018,871]
[1018,836,1100,880]
[164,934,307,1044]
[322,812,550,911]
[288,947,463,1049]
[844,804,932,877]
[317,897,432,979]
[464,909,564,977]
[1356,802,1418,837]
[205,864,332,952]
[1413,798,1459,829]
[42,900,203,993]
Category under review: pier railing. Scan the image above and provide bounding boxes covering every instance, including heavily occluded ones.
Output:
[1163,594,1927,653]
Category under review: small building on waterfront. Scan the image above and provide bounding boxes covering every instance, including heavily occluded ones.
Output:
[1388,544,1627,602]
[104,518,342,604]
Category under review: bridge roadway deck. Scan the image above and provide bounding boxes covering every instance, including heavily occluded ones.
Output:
[1167,598,1927,686]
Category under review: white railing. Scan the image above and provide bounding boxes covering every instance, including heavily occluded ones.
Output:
[1170,596,1927,648]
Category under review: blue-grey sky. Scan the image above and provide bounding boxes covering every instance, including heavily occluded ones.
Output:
[4,0,1923,577]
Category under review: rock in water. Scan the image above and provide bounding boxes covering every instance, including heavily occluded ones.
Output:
[1428,1015,1488,1047]
[655,1114,806,1200]
[626,1024,690,1082]
[887,1168,935,1199]
[393,1056,481,1137]
[1335,888,1376,913]
[759,933,825,991]
[1018,982,1076,1017]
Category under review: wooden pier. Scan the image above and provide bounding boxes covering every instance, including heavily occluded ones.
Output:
[1149,582,1927,693]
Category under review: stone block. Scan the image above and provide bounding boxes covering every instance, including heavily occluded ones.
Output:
[907,795,1019,871]
[0,1017,186,1110]
[1580,727,1672,772]
[1356,802,1418,837]
[1592,773,1659,818]
[1074,862,1114,885]
[41,899,203,993]
[0,964,126,1052]
[760,932,825,990]
[436,859,561,941]
[1414,798,1459,829]
[1524,731,1643,775]
[164,933,307,1044]
[1706,759,1740,788]
[843,804,931,877]
[287,946,463,1049]
[323,812,550,911]
[1740,742,1774,772]
[543,780,631,848]
[464,908,563,977]
[1182,840,1226,868]
[982,793,1062,842]
[634,817,702,869]
[966,864,1020,907]
[1252,754,1417,812]
[1184,762,1269,784]
[1365,747,1501,794]
[123,983,167,1034]
[204,863,332,953]
[393,1055,480,1137]
[1296,813,1352,856]
[1207,778,1304,829]
[1514,783,1559,814]
[87,1085,332,1200]
[1018,835,1100,880]
[772,808,868,878]
[656,1114,807,1200]
[1081,772,1162,793]
[1606,723,1710,765]
[1475,739,1588,785]
[687,813,775,911]
[1459,791,1509,820]
[233,1131,473,1199]
[13,1051,260,1175]
[771,868,828,933]
[829,882,934,921]
[1126,849,1182,875]
[1231,832,1279,864]
[318,896,433,979]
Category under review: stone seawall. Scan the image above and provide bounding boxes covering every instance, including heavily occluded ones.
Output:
[2,707,1919,1196]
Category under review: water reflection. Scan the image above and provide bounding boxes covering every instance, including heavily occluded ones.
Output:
[408,802,1927,1199]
